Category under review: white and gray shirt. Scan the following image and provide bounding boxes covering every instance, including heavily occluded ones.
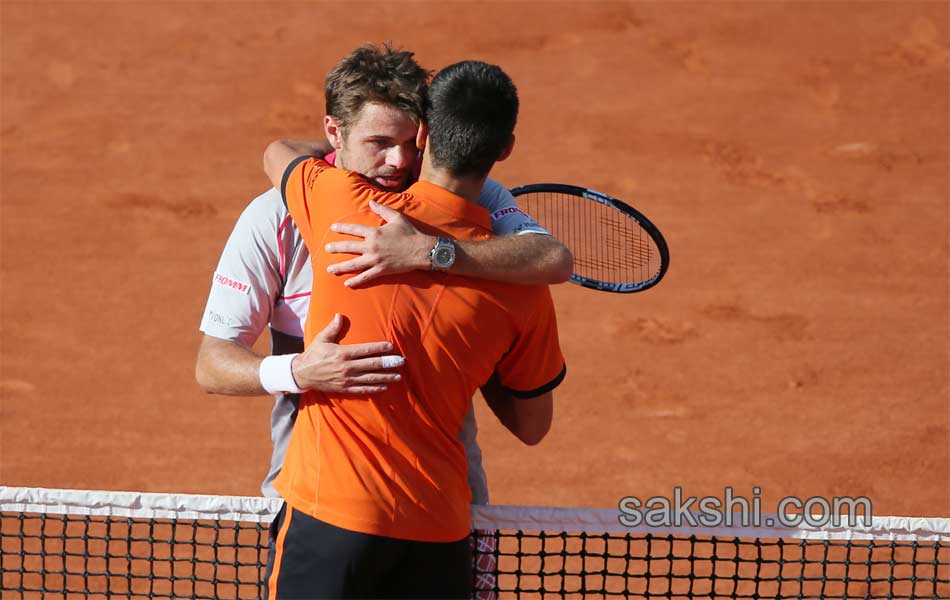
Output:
[199,179,546,501]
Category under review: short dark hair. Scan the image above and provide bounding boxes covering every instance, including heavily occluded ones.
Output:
[426,61,519,178]
[325,43,431,132]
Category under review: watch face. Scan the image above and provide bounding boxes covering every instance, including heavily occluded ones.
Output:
[434,246,454,266]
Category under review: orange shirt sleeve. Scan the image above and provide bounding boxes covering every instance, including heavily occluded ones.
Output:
[495,287,566,397]
[280,155,330,247]
[281,155,405,245]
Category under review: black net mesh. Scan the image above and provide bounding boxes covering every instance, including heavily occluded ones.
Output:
[2,511,268,599]
[474,529,949,599]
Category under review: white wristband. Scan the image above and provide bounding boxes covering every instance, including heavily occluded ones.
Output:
[259,354,304,395]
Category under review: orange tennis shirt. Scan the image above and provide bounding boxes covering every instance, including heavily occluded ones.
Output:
[274,157,566,542]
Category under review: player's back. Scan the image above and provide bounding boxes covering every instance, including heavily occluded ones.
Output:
[277,160,564,543]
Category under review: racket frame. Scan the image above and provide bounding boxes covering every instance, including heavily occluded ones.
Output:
[510,183,670,293]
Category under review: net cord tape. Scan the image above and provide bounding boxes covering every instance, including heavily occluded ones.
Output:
[2,486,947,542]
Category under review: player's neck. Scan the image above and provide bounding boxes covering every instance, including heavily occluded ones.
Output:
[419,167,486,204]
[418,145,487,203]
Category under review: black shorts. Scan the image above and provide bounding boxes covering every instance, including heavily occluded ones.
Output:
[264,503,472,599]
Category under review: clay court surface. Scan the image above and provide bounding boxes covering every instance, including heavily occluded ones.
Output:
[1,3,947,519]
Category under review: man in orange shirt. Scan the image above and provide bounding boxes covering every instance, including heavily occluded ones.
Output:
[262,61,565,598]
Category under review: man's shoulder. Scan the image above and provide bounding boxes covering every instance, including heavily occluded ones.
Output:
[300,159,400,204]
[403,181,492,235]
[242,187,288,221]
[477,178,509,209]
[225,188,295,248]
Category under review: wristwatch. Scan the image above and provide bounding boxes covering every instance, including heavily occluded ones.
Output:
[429,237,456,271]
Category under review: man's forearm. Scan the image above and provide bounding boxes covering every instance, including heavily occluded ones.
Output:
[326,206,574,287]
[196,320,405,396]
[280,138,334,158]
[195,335,270,395]
[451,234,573,285]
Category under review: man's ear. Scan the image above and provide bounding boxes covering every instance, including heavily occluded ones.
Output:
[416,122,428,151]
[497,134,515,162]
[324,116,345,150]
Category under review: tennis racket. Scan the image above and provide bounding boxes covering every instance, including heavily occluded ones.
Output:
[510,183,669,293]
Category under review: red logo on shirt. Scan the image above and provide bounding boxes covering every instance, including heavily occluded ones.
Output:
[213,272,251,295]
[492,207,524,220]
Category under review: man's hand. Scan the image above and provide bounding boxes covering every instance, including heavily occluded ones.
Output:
[325,198,574,287]
[325,201,435,288]
[291,313,405,394]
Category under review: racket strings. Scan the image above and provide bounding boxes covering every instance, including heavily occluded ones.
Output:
[517,191,662,286]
